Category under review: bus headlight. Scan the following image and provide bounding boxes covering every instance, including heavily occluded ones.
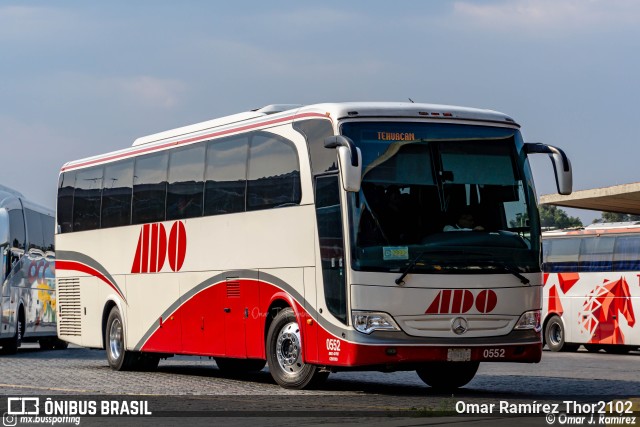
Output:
[352,311,400,334]
[514,310,541,332]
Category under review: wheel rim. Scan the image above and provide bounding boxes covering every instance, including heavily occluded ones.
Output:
[17,319,23,341]
[109,318,123,360]
[275,321,303,375]
[549,322,562,346]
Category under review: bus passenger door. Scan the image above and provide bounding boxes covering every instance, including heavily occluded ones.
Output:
[315,175,347,326]
[0,250,8,339]
[223,276,259,358]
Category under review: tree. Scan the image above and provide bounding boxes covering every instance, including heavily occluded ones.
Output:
[539,205,583,229]
[593,212,640,223]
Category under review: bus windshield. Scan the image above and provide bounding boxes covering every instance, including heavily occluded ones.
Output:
[341,122,540,275]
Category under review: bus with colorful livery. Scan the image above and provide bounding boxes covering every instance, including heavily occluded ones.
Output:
[0,184,64,354]
[542,223,640,353]
[55,102,572,389]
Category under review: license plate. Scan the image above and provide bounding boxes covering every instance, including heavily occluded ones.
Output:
[447,348,471,362]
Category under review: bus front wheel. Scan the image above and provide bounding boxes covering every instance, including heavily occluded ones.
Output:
[544,315,578,352]
[105,307,139,371]
[416,361,479,390]
[266,307,328,389]
[1,308,24,355]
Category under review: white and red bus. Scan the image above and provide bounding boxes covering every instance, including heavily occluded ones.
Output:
[542,223,640,353]
[0,185,66,354]
[55,102,571,389]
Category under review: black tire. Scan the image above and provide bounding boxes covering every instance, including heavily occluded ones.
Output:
[216,357,266,373]
[416,361,479,390]
[105,306,139,371]
[39,338,55,350]
[266,307,328,389]
[137,353,160,371]
[583,344,602,353]
[1,309,24,355]
[53,339,69,350]
[544,315,578,352]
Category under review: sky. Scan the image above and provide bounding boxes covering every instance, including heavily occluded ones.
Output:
[2,0,639,224]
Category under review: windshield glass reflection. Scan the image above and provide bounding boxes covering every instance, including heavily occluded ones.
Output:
[341,122,540,275]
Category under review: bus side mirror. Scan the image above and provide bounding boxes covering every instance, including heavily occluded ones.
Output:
[524,143,573,195]
[0,208,9,247]
[324,136,362,192]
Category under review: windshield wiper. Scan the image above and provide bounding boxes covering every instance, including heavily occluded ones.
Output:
[395,251,427,285]
[395,250,530,285]
[394,249,485,285]
[484,261,530,285]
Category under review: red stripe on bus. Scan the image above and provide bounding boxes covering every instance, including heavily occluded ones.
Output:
[61,112,328,172]
[55,260,126,301]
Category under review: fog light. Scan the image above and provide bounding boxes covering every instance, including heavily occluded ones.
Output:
[386,348,397,356]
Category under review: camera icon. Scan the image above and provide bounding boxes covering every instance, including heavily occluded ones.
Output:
[2,412,17,427]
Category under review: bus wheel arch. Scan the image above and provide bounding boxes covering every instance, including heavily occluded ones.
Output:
[264,299,292,345]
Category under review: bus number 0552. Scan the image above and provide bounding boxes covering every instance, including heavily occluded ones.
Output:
[483,348,505,358]
[326,339,341,351]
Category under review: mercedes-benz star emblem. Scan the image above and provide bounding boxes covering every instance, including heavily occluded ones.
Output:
[451,317,469,335]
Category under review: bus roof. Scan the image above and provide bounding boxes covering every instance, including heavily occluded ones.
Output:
[543,221,640,237]
[0,184,53,216]
[60,101,519,173]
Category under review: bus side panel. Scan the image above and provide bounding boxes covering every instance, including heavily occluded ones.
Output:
[78,277,99,347]
[544,271,639,346]
[179,271,225,356]
[126,273,181,353]
[19,256,54,338]
[302,267,319,363]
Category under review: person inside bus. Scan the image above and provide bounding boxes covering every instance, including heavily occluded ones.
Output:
[443,209,485,231]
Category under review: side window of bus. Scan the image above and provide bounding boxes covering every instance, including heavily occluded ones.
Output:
[613,236,640,271]
[579,236,614,272]
[8,209,26,250]
[74,166,104,231]
[57,171,76,233]
[101,159,134,229]
[132,152,169,225]
[204,136,249,216]
[545,237,580,272]
[293,119,337,177]
[41,214,55,251]
[25,208,45,251]
[167,144,205,220]
[247,133,301,211]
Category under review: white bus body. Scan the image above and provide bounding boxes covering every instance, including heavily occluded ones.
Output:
[542,223,640,353]
[0,185,65,353]
[56,102,571,389]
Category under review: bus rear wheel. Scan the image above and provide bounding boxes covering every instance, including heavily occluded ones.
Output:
[266,307,328,389]
[416,361,479,390]
[105,307,139,371]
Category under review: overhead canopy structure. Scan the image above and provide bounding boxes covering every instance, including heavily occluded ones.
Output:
[540,182,640,215]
